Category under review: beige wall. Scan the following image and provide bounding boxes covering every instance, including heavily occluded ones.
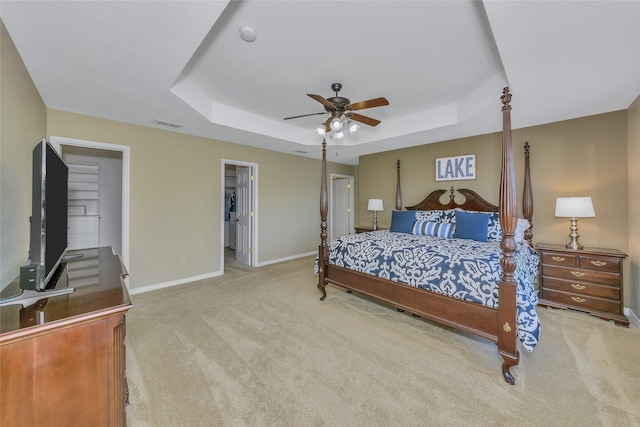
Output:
[45,110,354,289]
[0,21,47,288]
[358,110,634,307]
[0,27,355,291]
[628,95,640,317]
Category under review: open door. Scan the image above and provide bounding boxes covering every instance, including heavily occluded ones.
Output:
[330,174,354,240]
[332,177,351,239]
[235,165,252,266]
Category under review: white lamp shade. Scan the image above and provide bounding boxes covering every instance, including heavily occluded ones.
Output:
[555,197,595,218]
[367,199,384,212]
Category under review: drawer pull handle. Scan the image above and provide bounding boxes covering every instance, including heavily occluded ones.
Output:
[591,260,607,267]
[571,271,586,277]
[571,283,586,290]
[571,296,586,303]
[552,256,565,262]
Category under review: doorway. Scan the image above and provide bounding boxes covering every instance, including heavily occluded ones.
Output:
[221,159,257,270]
[330,174,355,240]
[50,136,130,269]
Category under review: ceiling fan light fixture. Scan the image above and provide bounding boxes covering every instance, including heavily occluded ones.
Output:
[330,117,343,131]
[316,125,326,135]
[349,121,360,134]
[335,130,345,139]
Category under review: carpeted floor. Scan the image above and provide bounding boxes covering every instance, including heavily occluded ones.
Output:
[125,253,640,426]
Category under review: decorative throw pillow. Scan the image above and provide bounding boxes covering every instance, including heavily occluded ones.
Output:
[389,210,417,233]
[485,216,530,242]
[485,212,502,241]
[415,210,445,222]
[453,210,490,242]
[515,218,530,242]
[415,209,457,223]
[412,220,453,238]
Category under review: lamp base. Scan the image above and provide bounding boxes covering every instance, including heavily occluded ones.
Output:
[565,241,583,251]
[565,217,583,250]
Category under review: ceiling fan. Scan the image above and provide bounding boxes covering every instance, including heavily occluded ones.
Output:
[283,83,389,133]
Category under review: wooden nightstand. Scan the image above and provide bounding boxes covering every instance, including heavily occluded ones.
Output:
[536,243,628,326]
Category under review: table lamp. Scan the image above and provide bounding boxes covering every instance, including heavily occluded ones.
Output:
[367,199,384,231]
[555,196,595,250]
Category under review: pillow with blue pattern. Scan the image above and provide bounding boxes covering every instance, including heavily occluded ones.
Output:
[415,209,457,224]
[412,220,453,238]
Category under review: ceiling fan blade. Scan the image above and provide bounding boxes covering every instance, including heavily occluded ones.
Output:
[348,97,389,111]
[324,117,332,133]
[350,113,381,127]
[308,94,337,110]
[283,112,326,120]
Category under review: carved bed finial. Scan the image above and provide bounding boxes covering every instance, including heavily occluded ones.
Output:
[501,87,512,112]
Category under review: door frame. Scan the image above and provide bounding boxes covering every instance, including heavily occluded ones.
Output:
[50,136,130,272]
[329,173,355,240]
[221,159,258,271]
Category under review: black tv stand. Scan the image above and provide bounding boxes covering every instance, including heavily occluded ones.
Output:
[0,262,74,308]
[0,287,75,308]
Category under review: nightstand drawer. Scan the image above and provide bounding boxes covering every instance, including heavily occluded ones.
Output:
[542,289,621,314]
[541,277,620,300]
[542,265,620,286]
[541,252,578,267]
[579,255,622,273]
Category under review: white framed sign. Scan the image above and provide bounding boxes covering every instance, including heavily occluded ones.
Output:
[435,154,476,181]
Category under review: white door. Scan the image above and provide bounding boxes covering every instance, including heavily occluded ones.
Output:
[332,178,350,239]
[236,166,252,266]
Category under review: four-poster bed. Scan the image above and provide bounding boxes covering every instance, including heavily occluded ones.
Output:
[316,88,538,384]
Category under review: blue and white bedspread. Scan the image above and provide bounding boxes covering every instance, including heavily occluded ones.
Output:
[326,230,540,352]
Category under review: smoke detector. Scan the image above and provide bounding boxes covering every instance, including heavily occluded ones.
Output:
[239,25,257,42]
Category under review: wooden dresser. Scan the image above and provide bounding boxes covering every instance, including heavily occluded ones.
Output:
[0,247,133,427]
[536,242,628,326]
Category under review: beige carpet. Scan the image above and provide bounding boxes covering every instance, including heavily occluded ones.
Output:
[125,253,640,426]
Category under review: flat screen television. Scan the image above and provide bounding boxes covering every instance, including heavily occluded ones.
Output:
[1,139,74,307]
[27,138,69,290]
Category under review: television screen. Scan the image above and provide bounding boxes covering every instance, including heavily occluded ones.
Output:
[26,139,68,291]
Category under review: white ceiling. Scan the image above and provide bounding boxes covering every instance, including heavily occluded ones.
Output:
[2,1,639,165]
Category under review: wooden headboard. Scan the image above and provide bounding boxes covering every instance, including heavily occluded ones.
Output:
[394,141,533,246]
[405,188,498,212]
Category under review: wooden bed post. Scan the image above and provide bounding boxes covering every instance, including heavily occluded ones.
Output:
[523,142,534,245]
[396,160,402,210]
[318,138,328,300]
[498,87,519,384]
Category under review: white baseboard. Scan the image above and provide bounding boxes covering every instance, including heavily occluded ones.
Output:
[255,251,316,267]
[129,251,316,295]
[624,307,640,329]
[130,270,223,295]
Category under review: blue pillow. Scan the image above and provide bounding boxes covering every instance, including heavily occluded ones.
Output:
[412,220,452,238]
[453,210,490,242]
[390,210,417,233]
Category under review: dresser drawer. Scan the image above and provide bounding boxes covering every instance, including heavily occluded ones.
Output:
[542,289,622,314]
[541,252,577,267]
[542,265,620,286]
[579,255,622,273]
[541,277,620,300]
